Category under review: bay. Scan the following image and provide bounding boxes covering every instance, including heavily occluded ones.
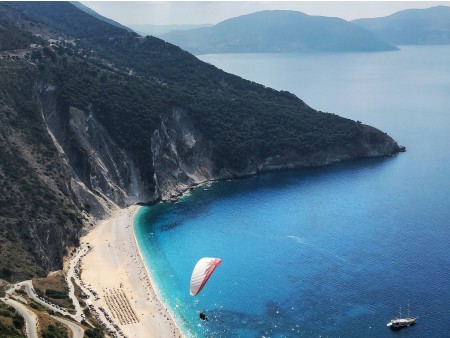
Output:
[136,46,450,337]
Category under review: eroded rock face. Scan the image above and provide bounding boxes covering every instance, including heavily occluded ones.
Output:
[150,108,403,202]
[37,83,153,218]
[38,83,404,214]
[152,108,215,201]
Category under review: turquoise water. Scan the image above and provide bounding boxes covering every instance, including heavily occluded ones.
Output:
[135,46,450,337]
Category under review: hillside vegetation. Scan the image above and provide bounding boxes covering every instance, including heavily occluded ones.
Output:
[0,300,26,337]
[0,2,403,280]
[0,22,38,51]
[0,54,83,281]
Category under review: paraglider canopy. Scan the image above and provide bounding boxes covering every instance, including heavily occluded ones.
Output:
[190,257,222,296]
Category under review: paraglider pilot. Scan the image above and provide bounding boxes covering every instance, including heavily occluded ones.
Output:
[190,258,221,322]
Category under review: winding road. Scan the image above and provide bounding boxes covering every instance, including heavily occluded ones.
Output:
[5,278,85,338]
[16,280,76,319]
[3,298,38,338]
[1,246,102,338]
[51,315,84,338]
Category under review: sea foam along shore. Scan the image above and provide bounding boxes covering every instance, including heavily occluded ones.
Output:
[80,205,183,338]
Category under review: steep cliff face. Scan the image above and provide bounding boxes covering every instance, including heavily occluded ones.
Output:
[37,83,153,217]
[0,61,83,280]
[150,108,403,202]
[34,84,404,207]
[151,108,215,201]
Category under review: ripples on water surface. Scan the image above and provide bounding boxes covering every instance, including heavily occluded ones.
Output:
[135,46,450,337]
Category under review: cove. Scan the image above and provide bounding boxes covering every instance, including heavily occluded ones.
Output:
[136,46,450,337]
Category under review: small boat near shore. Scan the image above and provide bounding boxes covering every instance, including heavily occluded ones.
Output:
[387,305,417,329]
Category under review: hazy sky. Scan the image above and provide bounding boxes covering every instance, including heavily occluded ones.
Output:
[80,1,449,25]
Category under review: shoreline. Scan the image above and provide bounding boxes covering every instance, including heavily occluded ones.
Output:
[79,205,183,338]
[131,210,192,337]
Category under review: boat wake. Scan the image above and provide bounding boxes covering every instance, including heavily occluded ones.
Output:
[286,235,348,264]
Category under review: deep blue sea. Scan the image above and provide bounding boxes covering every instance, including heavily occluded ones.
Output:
[135,46,450,337]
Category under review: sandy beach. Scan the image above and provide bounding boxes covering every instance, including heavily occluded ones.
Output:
[80,205,183,338]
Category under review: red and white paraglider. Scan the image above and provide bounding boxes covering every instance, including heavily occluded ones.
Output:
[190,257,222,296]
[190,257,222,321]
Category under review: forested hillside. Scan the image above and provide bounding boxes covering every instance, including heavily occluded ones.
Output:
[0,2,403,280]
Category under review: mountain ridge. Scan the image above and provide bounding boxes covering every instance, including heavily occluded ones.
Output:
[352,5,450,45]
[161,10,399,54]
[70,1,134,32]
[129,23,213,37]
